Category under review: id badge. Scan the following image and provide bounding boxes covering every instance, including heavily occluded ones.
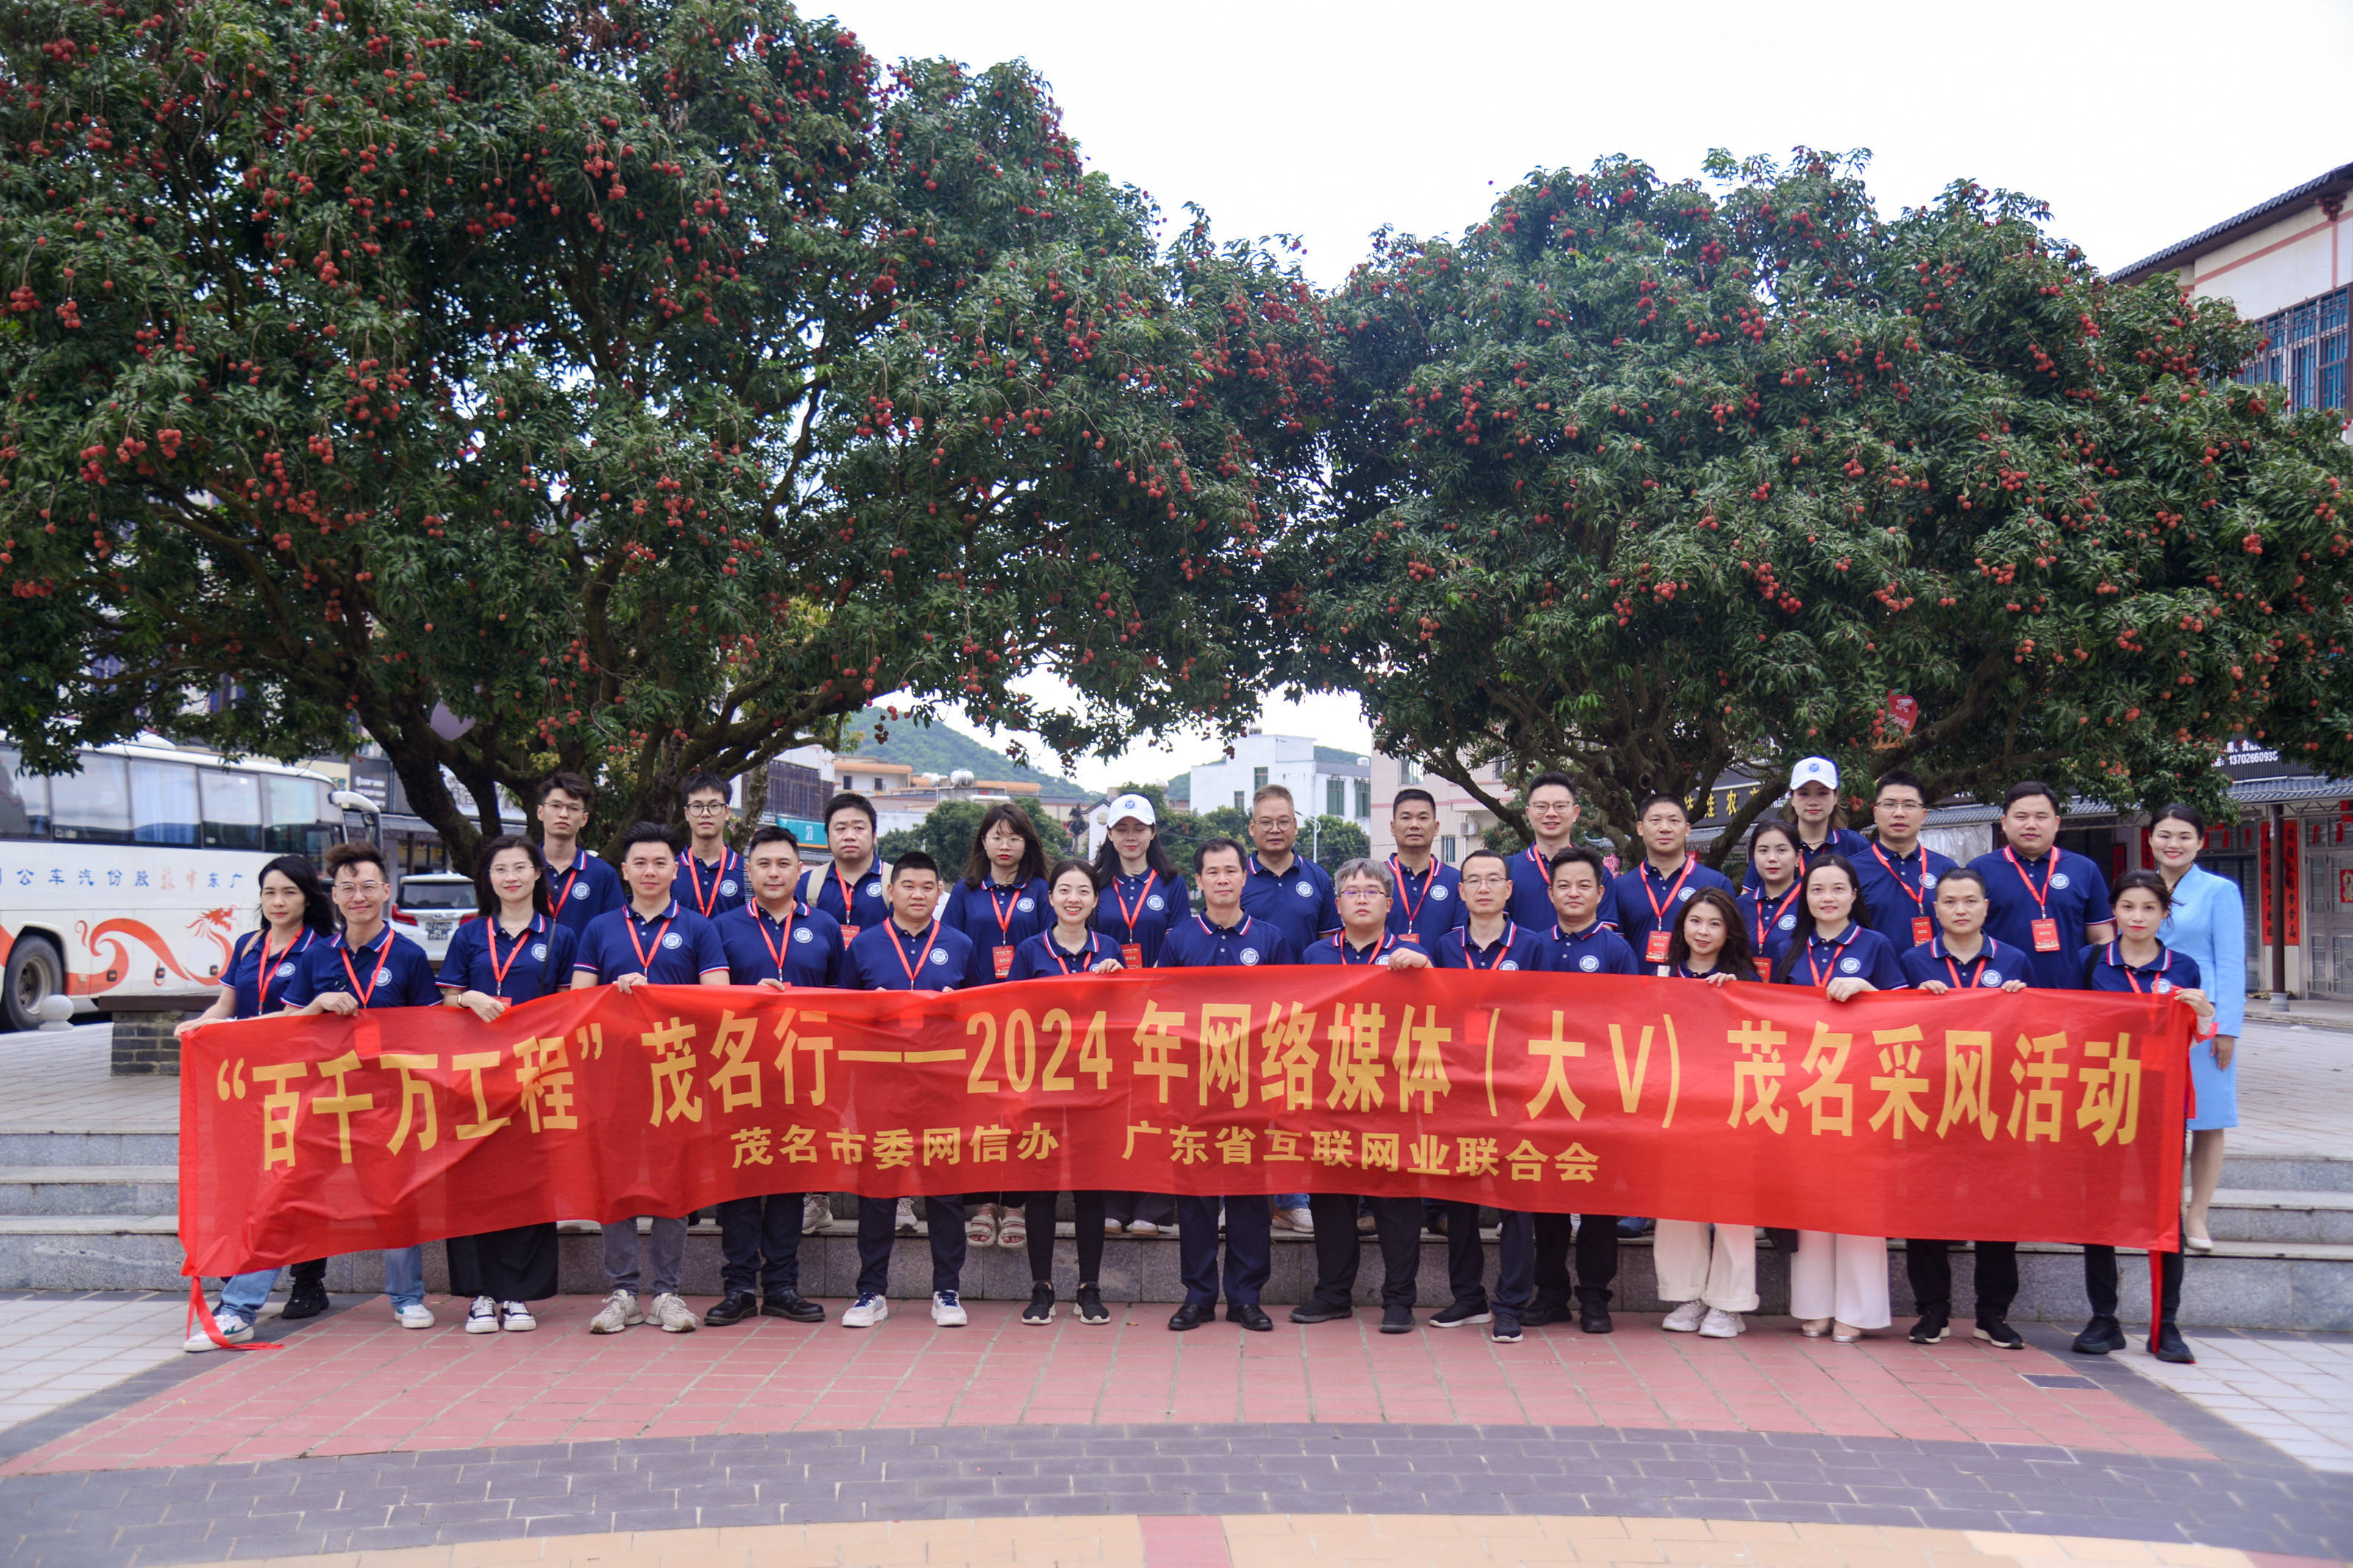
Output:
[993,945,1015,979]
[2031,917,2061,953]
[1912,916,1934,948]
[840,924,860,945]
[1645,928,1671,963]
[1120,942,1143,970]
[1753,956,1774,981]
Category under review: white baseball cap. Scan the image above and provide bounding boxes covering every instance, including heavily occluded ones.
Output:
[1106,792,1157,827]
[1789,756,1840,792]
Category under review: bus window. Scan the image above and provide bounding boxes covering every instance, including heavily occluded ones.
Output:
[265,775,335,857]
[200,769,266,851]
[129,760,201,846]
[0,748,47,840]
[50,755,133,844]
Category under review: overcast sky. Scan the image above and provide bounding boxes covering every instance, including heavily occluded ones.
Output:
[851,0,2353,791]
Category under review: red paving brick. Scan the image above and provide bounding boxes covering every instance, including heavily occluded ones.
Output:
[0,1296,2206,1475]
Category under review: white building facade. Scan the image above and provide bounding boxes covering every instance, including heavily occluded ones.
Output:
[1187,733,1371,826]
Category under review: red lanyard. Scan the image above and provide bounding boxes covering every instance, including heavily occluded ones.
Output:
[1334,933,1393,965]
[684,851,736,917]
[1802,927,1850,987]
[982,880,1024,940]
[1045,931,1101,974]
[548,856,583,914]
[1111,872,1157,939]
[624,906,675,973]
[486,915,540,998]
[254,928,308,1012]
[338,932,387,1006]
[1869,842,1929,914]
[1463,922,1519,970]
[2114,942,2168,992]
[831,863,865,917]
[2002,847,2054,916]
[1389,856,1435,927]
[1752,884,1799,953]
[747,903,796,981]
[1940,942,1988,989]
[1643,856,1696,923]
[890,920,944,986]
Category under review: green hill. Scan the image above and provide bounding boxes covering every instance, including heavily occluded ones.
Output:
[841,707,1087,801]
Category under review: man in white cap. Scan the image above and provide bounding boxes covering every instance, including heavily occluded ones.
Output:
[1741,756,1869,892]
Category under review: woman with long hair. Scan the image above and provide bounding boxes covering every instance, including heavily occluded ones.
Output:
[1735,823,1805,980]
[2143,805,2246,1251]
[1663,887,1750,986]
[943,802,1054,1247]
[1652,888,1757,1339]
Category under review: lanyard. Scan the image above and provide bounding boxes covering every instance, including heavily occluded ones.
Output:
[890,920,944,986]
[1463,921,1519,970]
[546,852,584,914]
[254,927,309,1013]
[684,850,737,917]
[624,906,675,973]
[831,862,867,917]
[1044,931,1101,975]
[981,880,1024,940]
[1389,856,1435,927]
[2112,942,2169,992]
[1751,884,1799,953]
[2002,847,2054,916]
[1333,933,1393,965]
[1643,856,1696,923]
[1802,926,1852,987]
[1868,842,1930,914]
[1940,941,1989,989]
[747,903,797,982]
[1111,871,1157,939]
[486,914,541,998]
[338,931,388,1006]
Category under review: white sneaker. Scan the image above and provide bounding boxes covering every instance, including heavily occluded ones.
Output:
[1128,1220,1158,1237]
[842,1292,888,1328]
[803,1194,834,1234]
[184,1309,253,1352]
[650,1292,699,1333]
[464,1295,499,1334]
[895,1197,919,1235]
[1103,1218,1125,1236]
[499,1301,537,1332]
[1699,1309,1746,1339]
[932,1289,968,1327]
[395,1303,435,1330]
[588,1288,641,1334]
[1661,1300,1708,1333]
[1277,1206,1314,1234]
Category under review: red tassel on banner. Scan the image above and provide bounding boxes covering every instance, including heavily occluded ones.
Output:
[184,1278,278,1353]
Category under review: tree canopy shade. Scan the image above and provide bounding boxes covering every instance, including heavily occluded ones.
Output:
[0,0,1330,860]
[1283,151,2353,861]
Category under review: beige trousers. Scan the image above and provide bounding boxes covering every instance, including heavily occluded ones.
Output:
[1652,1220,1758,1312]
[1789,1232,1890,1328]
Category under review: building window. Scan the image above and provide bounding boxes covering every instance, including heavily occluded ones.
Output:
[2236,286,2349,412]
[1354,778,1371,817]
[1399,758,1423,784]
[1327,778,1345,817]
[1252,765,1268,792]
[1440,834,1457,864]
[1232,790,1243,810]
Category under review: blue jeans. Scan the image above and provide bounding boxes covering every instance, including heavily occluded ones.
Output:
[217,1245,424,1317]
[218,1267,279,1320]
[1275,1193,1310,1211]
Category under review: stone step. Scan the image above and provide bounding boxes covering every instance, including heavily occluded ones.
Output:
[0,1131,179,1167]
[2203,1189,2353,1245]
[2218,1154,2353,1192]
[0,1166,179,1217]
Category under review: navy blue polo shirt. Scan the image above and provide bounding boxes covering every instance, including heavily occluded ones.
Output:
[1007,928,1121,980]
[941,876,1052,986]
[1156,912,1294,969]
[1735,885,1804,973]
[1238,854,1338,956]
[1968,846,2115,990]
[1094,869,1190,968]
[1740,826,1872,891]
[1435,920,1546,972]
[1613,856,1735,956]
[225,927,324,1020]
[1305,930,1408,966]
[2081,941,2202,996]
[674,847,747,920]
[436,914,578,1003]
[1384,856,1468,949]
[1899,934,2032,992]
[1852,839,1958,951]
[843,917,974,990]
[804,859,891,942]
[281,926,442,1009]
[541,847,624,941]
[1507,845,1623,932]
[1775,922,1907,990]
[572,899,729,985]
[1539,920,1639,976]
[715,900,841,988]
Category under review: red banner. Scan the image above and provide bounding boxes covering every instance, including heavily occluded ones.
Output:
[178,972,2192,1276]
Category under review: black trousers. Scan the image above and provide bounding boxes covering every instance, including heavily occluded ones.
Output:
[856,1195,965,1296]
[716,1192,804,1297]
[2085,1245,2184,1327]
[1531,1212,1618,1308]
[1904,1239,2018,1320]
[1016,1191,1107,1286]
[447,1223,560,1303]
[1105,1192,1176,1228]
[1443,1203,1534,1314]
[1176,1195,1271,1309]
[290,1258,326,1287]
[1307,1193,1420,1309]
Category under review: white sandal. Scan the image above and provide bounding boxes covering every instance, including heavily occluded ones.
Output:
[965,1203,999,1246]
[998,1207,1028,1248]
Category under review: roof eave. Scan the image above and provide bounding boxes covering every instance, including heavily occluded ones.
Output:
[2109,162,2353,286]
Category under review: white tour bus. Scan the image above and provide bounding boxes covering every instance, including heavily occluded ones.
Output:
[0,737,362,1031]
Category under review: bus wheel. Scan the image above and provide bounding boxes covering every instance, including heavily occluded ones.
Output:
[2,936,63,1034]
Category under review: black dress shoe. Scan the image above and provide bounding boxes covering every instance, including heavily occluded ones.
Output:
[1518,1299,1568,1328]
[2152,1323,2196,1364]
[2071,1314,2127,1355]
[1379,1304,1415,1334]
[763,1292,826,1323]
[703,1291,759,1326]
[1578,1301,1615,1334]
[279,1281,330,1321]
[1289,1300,1352,1325]
[1229,1302,1274,1332]
[1168,1303,1209,1331]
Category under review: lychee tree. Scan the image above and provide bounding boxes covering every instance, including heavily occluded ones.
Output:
[1285,150,2353,858]
[0,0,1331,859]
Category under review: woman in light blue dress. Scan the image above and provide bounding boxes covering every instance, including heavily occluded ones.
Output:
[2149,803,2248,1251]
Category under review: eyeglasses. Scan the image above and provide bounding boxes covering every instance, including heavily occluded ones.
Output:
[684,802,729,815]
[1337,888,1388,901]
[1460,875,1508,889]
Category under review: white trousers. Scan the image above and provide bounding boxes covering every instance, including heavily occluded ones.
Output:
[1652,1220,1758,1312]
[1789,1232,1890,1328]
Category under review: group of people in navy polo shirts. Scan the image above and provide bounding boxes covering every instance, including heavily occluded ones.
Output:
[187,760,2228,1370]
